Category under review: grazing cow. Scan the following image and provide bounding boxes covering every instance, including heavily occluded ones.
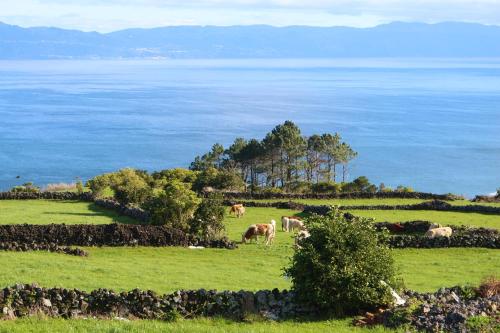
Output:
[425,226,452,239]
[288,218,305,232]
[229,204,246,218]
[294,229,311,249]
[242,220,276,245]
[281,216,303,232]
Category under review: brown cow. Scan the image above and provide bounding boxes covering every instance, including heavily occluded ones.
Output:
[229,204,246,218]
[241,220,276,245]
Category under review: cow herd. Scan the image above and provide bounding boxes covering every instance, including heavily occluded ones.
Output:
[230,204,309,247]
[230,204,454,247]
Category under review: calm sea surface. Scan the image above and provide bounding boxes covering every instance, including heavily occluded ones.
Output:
[0,59,499,196]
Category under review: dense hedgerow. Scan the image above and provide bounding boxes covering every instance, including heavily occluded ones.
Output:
[285,208,398,316]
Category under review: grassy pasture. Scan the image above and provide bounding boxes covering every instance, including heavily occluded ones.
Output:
[0,317,401,333]
[347,209,500,229]
[240,198,500,207]
[0,200,137,225]
[0,199,498,332]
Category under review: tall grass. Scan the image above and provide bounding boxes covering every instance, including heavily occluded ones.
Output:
[42,183,77,192]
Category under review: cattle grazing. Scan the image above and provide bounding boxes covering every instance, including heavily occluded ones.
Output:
[242,220,276,245]
[281,216,303,232]
[288,218,305,232]
[424,225,452,239]
[229,204,246,218]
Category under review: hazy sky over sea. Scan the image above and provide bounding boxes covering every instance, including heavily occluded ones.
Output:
[1,0,499,32]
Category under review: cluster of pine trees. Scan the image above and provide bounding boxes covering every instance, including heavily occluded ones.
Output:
[190,121,357,190]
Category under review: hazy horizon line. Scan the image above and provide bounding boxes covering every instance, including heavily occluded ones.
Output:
[2,20,499,34]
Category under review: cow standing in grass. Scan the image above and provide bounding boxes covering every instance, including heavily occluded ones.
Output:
[229,204,245,218]
[242,220,276,245]
[281,216,304,232]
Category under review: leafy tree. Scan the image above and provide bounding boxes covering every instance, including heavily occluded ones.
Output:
[285,208,397,316]
[75,178,84,194]
[87,173,113,197]
[270,121,307,188]
[343,176,377,193]
[144,180,201,230]
[337,142,358,182]
[306,134,325,183]
[152,168,199,187]
[190,143,225,171]
[109,168,152,205]
[321,133,341,182]
[190,192,226,239]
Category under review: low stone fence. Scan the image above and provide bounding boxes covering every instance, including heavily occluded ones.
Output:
[301,200,500,215]
[1,284,497,333]
[382,287,499,332]
[0,191,93,201]
[342,200,500,214]
[0,284,313,321]
[0,224,236,249]
[93,199,150,222]
[472,195,500,203]
[221,191,458,201]
[374,221,500,249]
[0,242,87,256]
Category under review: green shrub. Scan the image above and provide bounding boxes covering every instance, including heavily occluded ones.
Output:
[395,185,415,193]
[75,179,84,194]
[144,180,201,230]
[86,174,113,197]
[285,208,397,316]
[193,167,244,192]
[258,187,283,194]
[190,192,226,239]
[10,182,40,193]
[287,181,312,194]
[466,316,497,333]
[152,168,199,187]
[110,168,152,205]
[342,176,377,193]
[311,182,342,194]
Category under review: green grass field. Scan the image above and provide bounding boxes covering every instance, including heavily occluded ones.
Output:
[0,199,498,332]
[0,317,403,333]
[347,209,500,229]
[240,198,500,207]
[241,198,429,206]
[0,200,137,225]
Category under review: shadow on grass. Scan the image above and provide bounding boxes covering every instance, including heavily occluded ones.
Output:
[42,203,143,225]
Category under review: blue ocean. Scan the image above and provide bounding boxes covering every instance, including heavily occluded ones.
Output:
[0,58,499,196]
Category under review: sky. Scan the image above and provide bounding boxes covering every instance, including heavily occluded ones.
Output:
[1,0,500,32]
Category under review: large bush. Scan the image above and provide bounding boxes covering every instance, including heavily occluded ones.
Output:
[192,167,244,192]
[311,182,342,194]
[190,192,226,239]
[110,169,152,205]
[285,208,397,316]
[342,176,377,193]
[144,180,201,230]
[87,169,151,205]
[10,182,40,193]
[86,173,113,197]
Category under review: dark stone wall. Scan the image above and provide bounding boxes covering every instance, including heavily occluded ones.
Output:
[0,192,93,201]
[302,200,500,215]
[221,191,458,200]
[93,199,150,222]
[0,242,87,256]
[0,224,236,249]
[0,284,312,321]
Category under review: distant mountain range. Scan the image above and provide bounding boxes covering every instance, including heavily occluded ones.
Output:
[1,22,500,59]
